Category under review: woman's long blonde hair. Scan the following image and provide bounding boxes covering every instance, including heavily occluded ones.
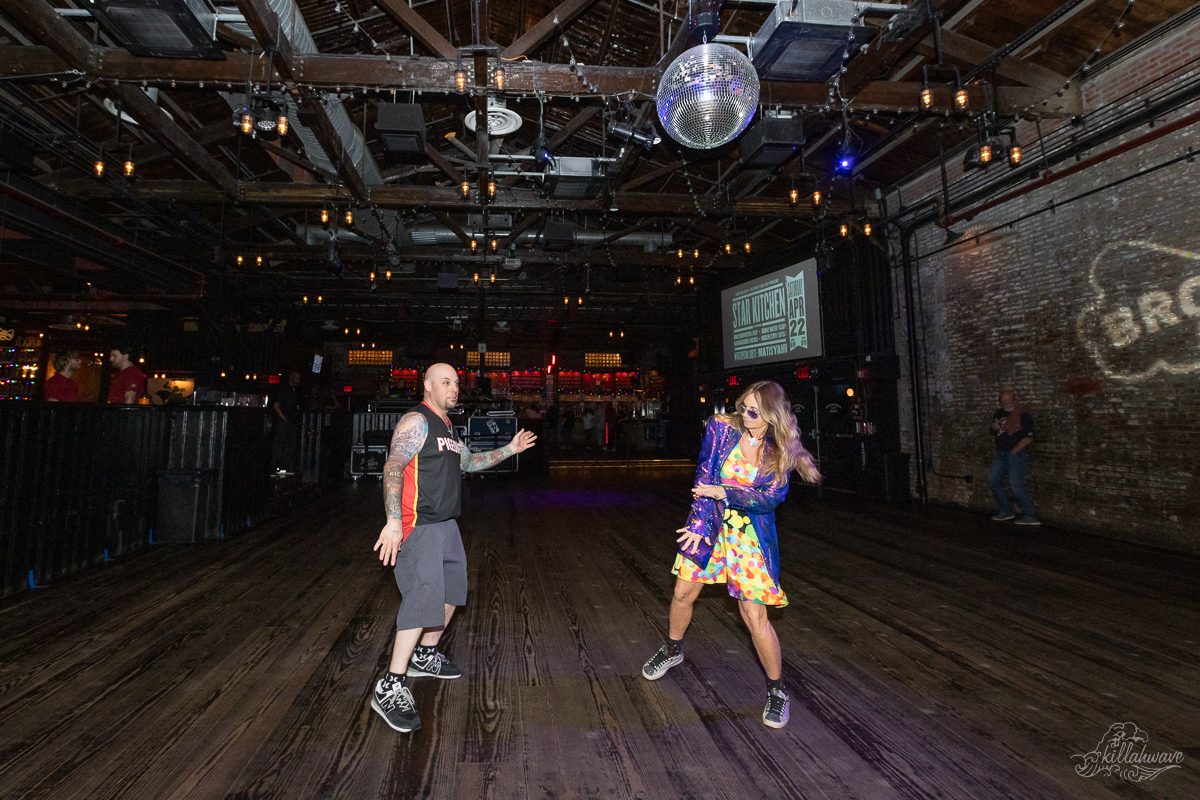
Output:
[716,380,821,484]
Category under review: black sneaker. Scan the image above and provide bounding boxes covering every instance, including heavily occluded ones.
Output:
[371,678,420,732]
[1014,517,1042,526]
[641,645,684,680]
[408,649,463,679]
[991,513,1016,521]
[762,688,790,728]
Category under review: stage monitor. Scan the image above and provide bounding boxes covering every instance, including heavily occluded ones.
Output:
[721,258,822,369]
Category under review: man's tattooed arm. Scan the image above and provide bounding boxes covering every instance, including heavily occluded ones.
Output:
[460,443,516,473]
[384,412,428,520]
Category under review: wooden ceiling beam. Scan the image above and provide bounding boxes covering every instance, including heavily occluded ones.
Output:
[59,180,823,217]
[375,0,457,60]
[917,29,1070,94]
[500,0,603,60]
[0,47,1076,116]
[837,0,958,98]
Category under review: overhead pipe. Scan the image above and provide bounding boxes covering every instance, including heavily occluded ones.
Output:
[407,225,674,250]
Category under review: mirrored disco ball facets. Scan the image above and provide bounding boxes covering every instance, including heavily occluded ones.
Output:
[657,44,760,150]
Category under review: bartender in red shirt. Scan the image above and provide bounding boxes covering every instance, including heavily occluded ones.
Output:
[45,351,81,402]
[107,344,146,404]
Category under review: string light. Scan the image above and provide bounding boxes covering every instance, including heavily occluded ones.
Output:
[493,66,506,92]
[320,209,329,224]
[1008,144,1022,166]
[744,241,751,254]
[490,272,495,284]
[693,249,699,259]
[863,222,872,236]
[790,187,799,205]
[564,296,569,304]
[979,143,993,165]
[487,181,496,198]
[123,160,135,178]
[345,209,353,225]
[385,270,392,280]
[303,295,308,303]
[256,255,263,266]
[955,87,969,110]
[920,84,933,110]
[812,190,822,208]
[93,160,104,177]
[677,249,684,258]
[237,255,244,265]
[277,114,288,136]
[470,239,478,251]
[724,243,732,255]
[455,68,468,93]
[577,297,583,305]
[840,223,849,237]
[461,180,470,198]
[490,238,498,252]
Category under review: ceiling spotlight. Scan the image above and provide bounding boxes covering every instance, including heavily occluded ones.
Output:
[325,238,338,263]
[963,146,984,171]
[955,87,968,110]
[455,68,467,93]
[93,160,104,177]
[531,133,553,166]
[834,148,854,173]
[606,120,661,150]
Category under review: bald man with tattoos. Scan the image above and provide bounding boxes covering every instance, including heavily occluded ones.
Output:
[370,363,536,733]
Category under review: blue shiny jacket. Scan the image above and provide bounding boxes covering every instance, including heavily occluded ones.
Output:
[678,417,790,586]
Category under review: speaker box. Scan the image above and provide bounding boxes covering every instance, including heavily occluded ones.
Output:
[376,103,427,162]
[437,272,459,289]
[542,221,575,252]
[739,114,805,168]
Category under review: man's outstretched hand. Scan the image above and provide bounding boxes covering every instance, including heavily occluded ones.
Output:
[509,429,538,453]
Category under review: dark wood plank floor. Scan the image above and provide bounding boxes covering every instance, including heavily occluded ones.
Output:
[2,468,1198,799]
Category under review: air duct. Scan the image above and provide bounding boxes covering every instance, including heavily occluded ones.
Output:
[408,225,673,252]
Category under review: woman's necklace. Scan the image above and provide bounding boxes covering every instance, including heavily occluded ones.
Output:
[745,429,763,447]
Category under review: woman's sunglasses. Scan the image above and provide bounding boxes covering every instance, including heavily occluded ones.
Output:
[738,404,761,420]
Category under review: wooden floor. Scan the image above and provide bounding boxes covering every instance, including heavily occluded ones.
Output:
[2,468,1199,800]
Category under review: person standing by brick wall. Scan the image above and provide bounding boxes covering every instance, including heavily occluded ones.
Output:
[989,390,1040,526]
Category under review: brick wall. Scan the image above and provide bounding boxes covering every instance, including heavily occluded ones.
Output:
[893,21,1200,554]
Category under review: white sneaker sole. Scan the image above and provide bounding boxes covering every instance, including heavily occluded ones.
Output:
[407,663,462,679]
[371,696,421,732]
[641,653,683,680]
[762,713,790,729]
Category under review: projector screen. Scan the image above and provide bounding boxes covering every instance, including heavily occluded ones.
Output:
[721,258,823,369]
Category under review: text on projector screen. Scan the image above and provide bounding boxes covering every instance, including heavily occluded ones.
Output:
[720,258,823,369]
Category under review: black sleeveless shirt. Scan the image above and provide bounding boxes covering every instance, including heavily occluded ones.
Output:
[400,401,464,537]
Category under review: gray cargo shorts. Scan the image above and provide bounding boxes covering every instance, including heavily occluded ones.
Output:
[393,519,468,631]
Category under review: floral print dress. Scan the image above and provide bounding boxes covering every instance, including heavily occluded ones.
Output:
[673,442,788,606]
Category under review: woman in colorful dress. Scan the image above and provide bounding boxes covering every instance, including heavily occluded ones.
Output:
[641,380,820,728]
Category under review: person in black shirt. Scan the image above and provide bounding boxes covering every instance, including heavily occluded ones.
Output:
[271,371,302,473]
[988,389,1039,525]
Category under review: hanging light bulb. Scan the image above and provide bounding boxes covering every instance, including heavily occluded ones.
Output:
[256,255,263,266]
[790,187,799,205]
[455,68,468,93]
[1008,144,1023,166]
[277,114,289,136]
[920,83,933,110]
[241,113,253,134]
[676,275,682,284]
[487,181,496,198]
[93,160,104,177]
[689,276,695,285]
[677,249,684,258]
[744,241,751,254]
[863,222,872,236]
[385,270,392,280]
[320,208,329,224]
[470,239,478,251]
[461,180,470,198]
[955,87,969,110]
[345,209,353,225]
[493,66,506,92]
[490,238,498,252]
[693,249,699,259]
[237,255,244,265]
[812,190,822,208]
[577,297,583,305]
[369,271,376,281]
[490,272,495,284]
[123,160,135,178]
[303,295,308,303]
[979,143,993,165]
[840,223,849,237]
[473,272,479,284]
[317,295,323,303]
[564,296,569,304]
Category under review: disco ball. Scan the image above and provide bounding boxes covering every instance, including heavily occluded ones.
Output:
[656,43,760,150]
